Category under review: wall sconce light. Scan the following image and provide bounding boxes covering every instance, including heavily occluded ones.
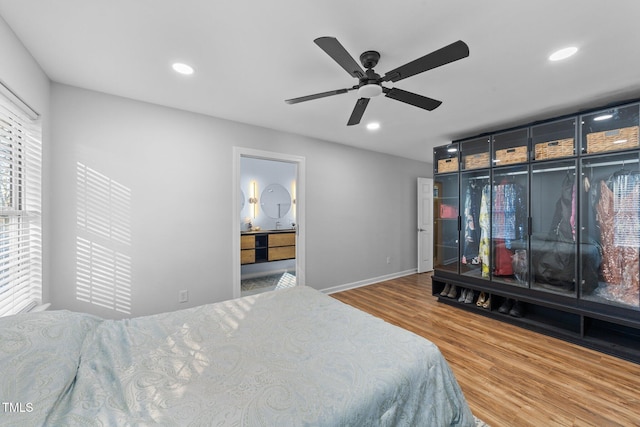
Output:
[248,180,258,218]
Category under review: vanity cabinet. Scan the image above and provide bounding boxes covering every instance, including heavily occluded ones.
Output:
[268,232,296,261]
[241,231,296,264]
[432,99,640,363]
[241,235,256,264]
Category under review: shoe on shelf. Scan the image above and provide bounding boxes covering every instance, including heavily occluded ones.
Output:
[509,301,525,318]
[458,289,467,302]
[440,283,451,297]
[482,295,491,309]
[476,292,486,307]
[464,289,475,304]
[447,285,458,299]
[498,298,514,314]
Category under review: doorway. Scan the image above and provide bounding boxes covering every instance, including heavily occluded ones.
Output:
[232,147,305,298]
[417,177,434,273]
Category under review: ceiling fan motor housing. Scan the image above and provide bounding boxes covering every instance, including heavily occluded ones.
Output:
[359,50,380,69]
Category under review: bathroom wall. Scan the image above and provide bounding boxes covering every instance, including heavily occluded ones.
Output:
[240,157,297,231]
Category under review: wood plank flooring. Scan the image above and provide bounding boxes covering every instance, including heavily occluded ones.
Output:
[330,273,640,427]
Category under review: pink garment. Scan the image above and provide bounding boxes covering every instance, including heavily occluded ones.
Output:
[596,180,639,306]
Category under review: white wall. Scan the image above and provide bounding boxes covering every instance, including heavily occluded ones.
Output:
[1,13,433,321]
[0,16,51,303]
[50,83,432,318]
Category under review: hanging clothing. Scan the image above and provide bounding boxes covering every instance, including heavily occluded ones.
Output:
[570,183,577,241]
[596,174,640,306]
[492,181,526,249]
[478,185,491,278]
[491,181,526,276]
[462,181,483,262]
[531,172,583,290]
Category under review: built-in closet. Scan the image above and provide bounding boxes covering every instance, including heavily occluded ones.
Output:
[432,99,640,363]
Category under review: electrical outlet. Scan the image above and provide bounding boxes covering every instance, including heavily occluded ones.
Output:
[179,290,188,303]
[386,256,391,264]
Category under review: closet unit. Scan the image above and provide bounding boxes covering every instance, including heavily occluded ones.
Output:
[432,100,640,363]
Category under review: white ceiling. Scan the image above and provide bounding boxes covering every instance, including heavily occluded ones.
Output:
[1,0,640,163]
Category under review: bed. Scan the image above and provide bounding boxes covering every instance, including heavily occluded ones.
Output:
[0,285,474,426]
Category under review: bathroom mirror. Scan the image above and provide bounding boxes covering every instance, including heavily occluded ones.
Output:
[260,184,291,219]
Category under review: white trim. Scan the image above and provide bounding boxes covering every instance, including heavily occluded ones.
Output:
[0,79,39,120]
[320,269,417,295]
[24,302,50,313]
[232,147,306,299]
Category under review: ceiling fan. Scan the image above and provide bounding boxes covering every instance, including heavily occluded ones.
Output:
[285,37,469,126]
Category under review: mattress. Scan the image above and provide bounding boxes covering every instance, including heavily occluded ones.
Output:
[0,285,473,426]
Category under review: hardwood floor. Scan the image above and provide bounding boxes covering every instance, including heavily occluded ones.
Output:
[330,273,640,427]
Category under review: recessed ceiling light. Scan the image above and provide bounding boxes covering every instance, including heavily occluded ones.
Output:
[366,122,380,131]
[549,46,578,61]
[172,62,194,75]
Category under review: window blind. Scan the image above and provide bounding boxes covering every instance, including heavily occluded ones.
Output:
[0,91,42,317]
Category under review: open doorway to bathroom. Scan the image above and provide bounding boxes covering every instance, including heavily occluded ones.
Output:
[232,148,305,298]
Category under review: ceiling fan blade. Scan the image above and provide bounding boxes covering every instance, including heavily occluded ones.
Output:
[285,87,354,104]
[382,40,469,83]
[384,87,442,111]
[347,98,369,126]
[314,37,366,79]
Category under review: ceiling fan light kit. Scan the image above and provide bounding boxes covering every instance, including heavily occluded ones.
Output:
[285,37,469,126]
[358,83,382,98]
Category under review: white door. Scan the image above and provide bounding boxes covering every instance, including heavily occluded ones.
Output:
[417,177,433,273]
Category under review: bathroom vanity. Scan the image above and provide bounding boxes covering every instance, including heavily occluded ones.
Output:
[241,230,296,264]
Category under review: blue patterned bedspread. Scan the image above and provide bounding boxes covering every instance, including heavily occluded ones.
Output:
[1,286,473,426]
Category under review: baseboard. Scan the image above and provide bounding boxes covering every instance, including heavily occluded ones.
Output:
[321,269,417,295]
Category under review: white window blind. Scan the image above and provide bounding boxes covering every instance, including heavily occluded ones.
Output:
[0,89,42,317]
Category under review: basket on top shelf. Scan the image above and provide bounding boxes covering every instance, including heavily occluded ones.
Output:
[463,152,490,169]
[586,126,639,154]
[437,158,458,173]
[535,138,574,160]
[494,146,527,165]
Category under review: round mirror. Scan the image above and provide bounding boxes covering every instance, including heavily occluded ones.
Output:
[260,184,291,219]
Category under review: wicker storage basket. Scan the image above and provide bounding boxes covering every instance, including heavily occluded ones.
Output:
[494,146,527,165]
[463,152,490,169]
[437,158,458,173]
[535,138,574,160]
[586,126,639,153]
